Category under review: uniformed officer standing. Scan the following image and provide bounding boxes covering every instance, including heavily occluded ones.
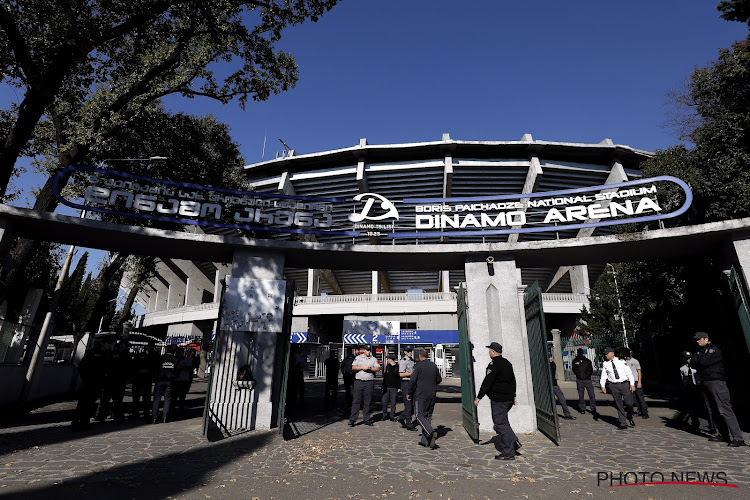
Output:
[398,347,416,430]
[572,348,598,418]
[407,348,442,449]
[600,347,636,430]
[690,332,746,446]
[348,345,380,426]
[620,347,649,419]
[380,353,400,421]
[549,355,576,420]
[680,351,717,433]
[71,335,114,431]
[474,342,521,461]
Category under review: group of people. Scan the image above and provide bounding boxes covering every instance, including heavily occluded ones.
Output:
[72,337,199,430]
[344,346,442,449]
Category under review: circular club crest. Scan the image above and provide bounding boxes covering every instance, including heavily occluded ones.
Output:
[366,321,378,332]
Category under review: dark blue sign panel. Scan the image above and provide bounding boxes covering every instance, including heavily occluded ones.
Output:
[54,165,692,239]
[342,330,459,345]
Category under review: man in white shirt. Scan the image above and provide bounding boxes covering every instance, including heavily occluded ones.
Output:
[600,347,636,430]
[348,346,381,426]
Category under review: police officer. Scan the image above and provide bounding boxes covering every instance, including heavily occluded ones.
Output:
[348,345,380,426]
[407,348,442,449]
[572,348,597,418]
[474,342,521,461]
[398,346,416,430]
[690,332,746,446]
[600,347,635,430]
[549,355,576,420]
[71,335,114,430]
[619,347,649,419]
[680,351,717,433]
[152,345,179,424]
[381,353,400,421]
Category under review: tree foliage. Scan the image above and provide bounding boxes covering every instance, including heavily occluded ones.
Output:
[0,0,340,199]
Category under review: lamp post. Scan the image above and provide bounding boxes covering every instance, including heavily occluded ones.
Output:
[606,263,629,348]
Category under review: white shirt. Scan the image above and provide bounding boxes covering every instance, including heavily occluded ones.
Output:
[600,357,635,388]
[353,354,379,381]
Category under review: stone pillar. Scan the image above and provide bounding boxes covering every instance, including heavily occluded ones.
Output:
[372,270,379,294]
[569,265,590,294]
[208,250,286,432]
[551,328,564,382]
[307,268,321,297]
[441,270,450,293]
[465,256,536,434]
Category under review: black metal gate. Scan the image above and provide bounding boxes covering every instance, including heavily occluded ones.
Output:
[457,283,480,442]
[524,281,560,445]
[276,283,294,435]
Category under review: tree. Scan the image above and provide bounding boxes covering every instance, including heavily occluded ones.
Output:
[0,0,340,199]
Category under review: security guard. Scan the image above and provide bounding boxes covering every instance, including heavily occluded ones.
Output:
[571,348,597,418]
[599,347,635,430]
[474,342,521,461]
[348,345,380,426]
[690,332,746,447]
[407,348,442,449]
[398,346,416,430]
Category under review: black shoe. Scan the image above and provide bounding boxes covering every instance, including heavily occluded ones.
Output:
[592,412,599,421]
[708,435,724,442]
[429,431,439,449]
[364,420,374,426]
[495,455,515,461]
[514,439,522,450]
[151,419,158,425]
[618,424,628,430]
[562,415,576,420]
[578,410,586,414]
[418,442,427,447]
[390,417,397,422]
[728,440,746,447]
[405,424,416,431]
[348,421,355,427]
[628,419,635,427]
[642,414,649,419]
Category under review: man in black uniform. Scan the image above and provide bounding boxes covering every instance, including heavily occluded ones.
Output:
[690,332,746,447]
[572,348,597,418]
[341,351,356,407]
[131,341,159,421]
[71,335,114,430]
[549,355,576,420]
[152,345,179,424]
[407,348,442,449]
[323,350,340,404]
[475,342,521,461]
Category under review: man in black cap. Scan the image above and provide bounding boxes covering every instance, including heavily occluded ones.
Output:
[398,346,416,430]
[407,348,442,449]
[572,348,598,419]
[599,346,635,430]
[549,354,576,420]
[475,342,521,460]
[348,345,380,426]
[380,353,400,421]
[690,332,745,446]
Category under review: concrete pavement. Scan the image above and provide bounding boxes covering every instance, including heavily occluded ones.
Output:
[0,378,748,499]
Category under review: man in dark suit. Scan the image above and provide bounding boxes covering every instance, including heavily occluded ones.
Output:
[407,348,442,449]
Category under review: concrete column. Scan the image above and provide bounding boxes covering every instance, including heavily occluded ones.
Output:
[465,256,536,434]
[372,271,379,294]
[441,270,450,292]
[307,268,321,297]
[551,328,564,382]
[207,250,286,432]
[569,265,590,294]
[214,270,221,302]
[167,281,186,309]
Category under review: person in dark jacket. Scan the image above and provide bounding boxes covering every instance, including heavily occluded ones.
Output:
[323,350,340,403]
[96,339,131,423]
[571,348,597,418]
[380,353,400,421]
[407,349,442,449]
[131,341,159,421]
[550,355,576,420]
[152,346,179,424]
[475,342,521,461]
[690,332,745,447]
[71,335,113,430]
[341,351,356,407]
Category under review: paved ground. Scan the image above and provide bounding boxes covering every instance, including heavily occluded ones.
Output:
[0,378,748,500]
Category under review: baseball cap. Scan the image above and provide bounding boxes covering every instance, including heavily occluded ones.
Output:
[603,347,615,354]
[403,346,413,352]
[486,342,503,353]
[362,345,372,351]
[387,353,397,360]
[681,351,692,359]
[693,332,709,340]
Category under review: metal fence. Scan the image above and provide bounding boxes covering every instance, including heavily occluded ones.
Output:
[560,334,636,381]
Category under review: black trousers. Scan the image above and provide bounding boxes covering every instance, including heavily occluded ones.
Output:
[349,379,374,422]
[152,379,173,422]
[414,397,436,446]
[576,379,596,412]
[131,374,153,418]
[325,377,338,401]
[606,381,634,425]
[703,380,743,441]
[343,374,355,407]
[381,387,398,418]
[490,399,518,458]
[553,384,572,416]
[400,380,413,423]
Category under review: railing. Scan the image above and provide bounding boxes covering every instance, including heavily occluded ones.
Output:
[144,301,219,319]
[541,293,587,302]
[294,292,457,306]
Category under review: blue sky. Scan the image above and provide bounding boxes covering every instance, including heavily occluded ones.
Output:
[2,0,748,295]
